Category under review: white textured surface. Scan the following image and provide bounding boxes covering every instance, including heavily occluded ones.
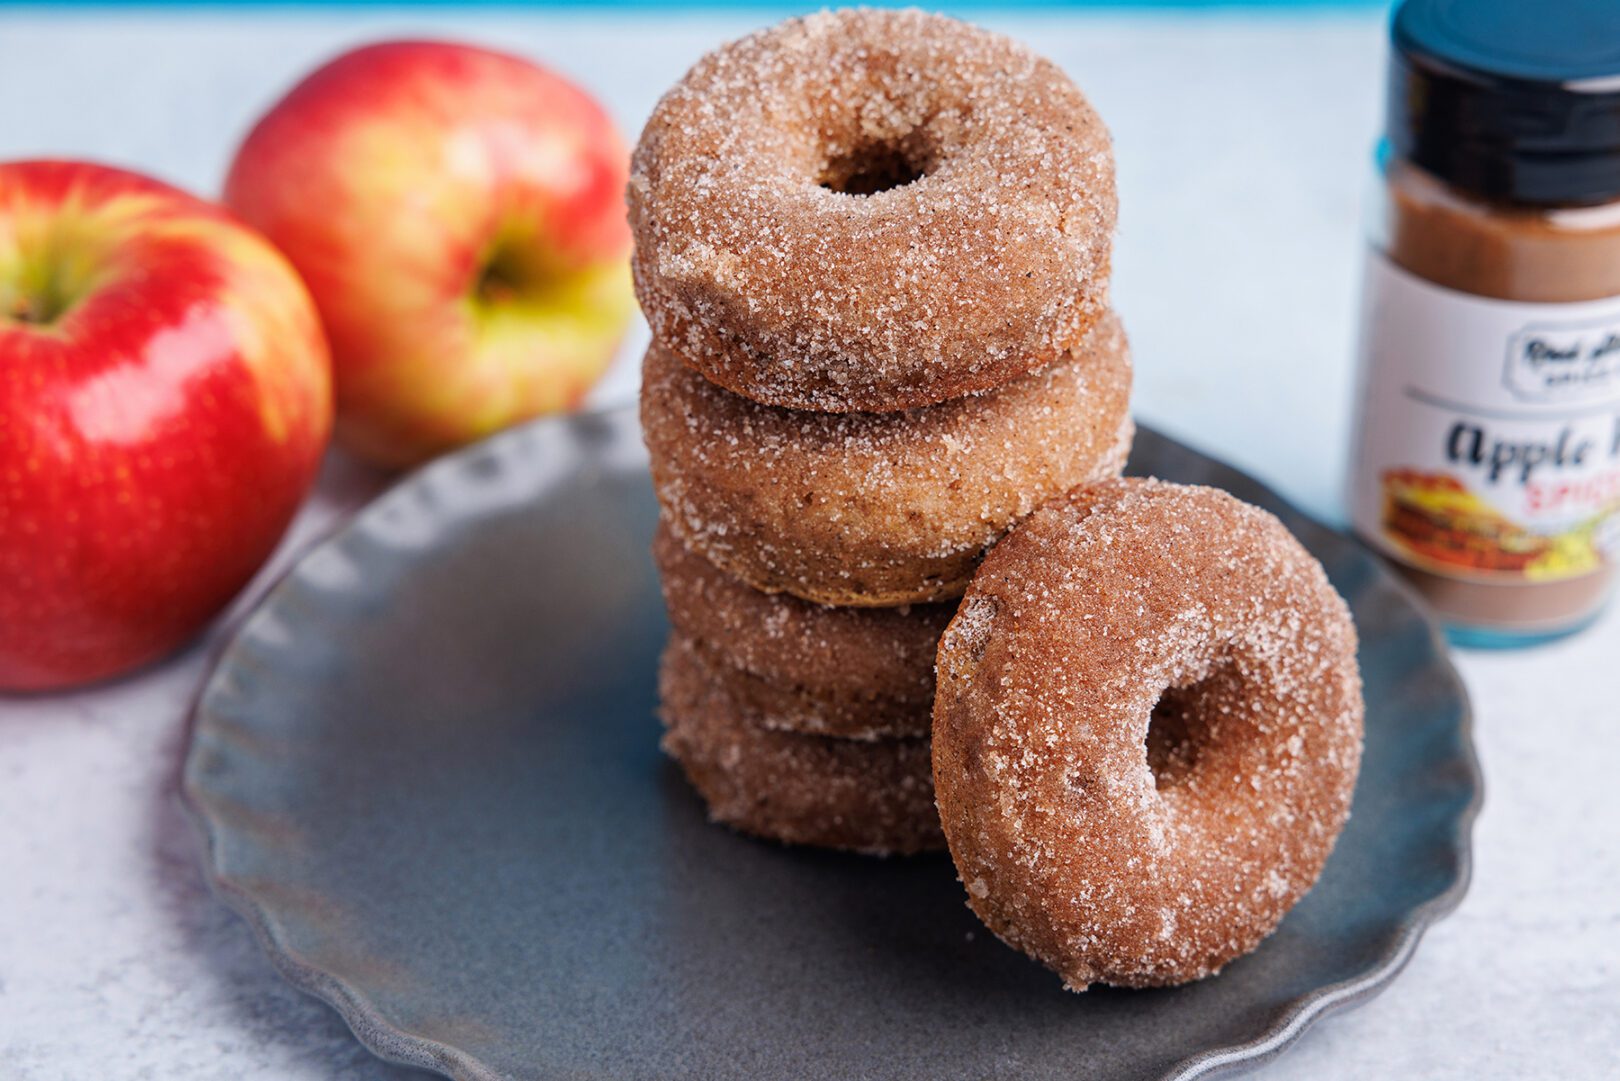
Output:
[1,10,1617,1081]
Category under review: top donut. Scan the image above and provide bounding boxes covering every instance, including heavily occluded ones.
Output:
[629,8,1117,413]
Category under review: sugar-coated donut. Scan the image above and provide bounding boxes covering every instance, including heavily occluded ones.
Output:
[659,638,943,855]
[629,8,1115,412]
[932,478,1363,990]
[654,522,950,740]
[642,313,1133,608]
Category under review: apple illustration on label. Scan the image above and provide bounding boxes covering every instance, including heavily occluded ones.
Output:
[0,160,332,691]
[225,40,637,468]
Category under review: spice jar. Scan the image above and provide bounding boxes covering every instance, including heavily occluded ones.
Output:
[1349,0,1620,647]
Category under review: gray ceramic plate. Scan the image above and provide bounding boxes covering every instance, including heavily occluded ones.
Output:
[182,408,1480,1081]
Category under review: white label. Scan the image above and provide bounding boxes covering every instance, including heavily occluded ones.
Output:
[1350,254,1620,583]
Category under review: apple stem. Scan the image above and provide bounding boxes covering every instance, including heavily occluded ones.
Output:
[5,281,69,326]
[7,295,40,323]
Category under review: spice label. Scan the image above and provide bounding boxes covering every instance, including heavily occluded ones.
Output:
[1351,255,1620,582]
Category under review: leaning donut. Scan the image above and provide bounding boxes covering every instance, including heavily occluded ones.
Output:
[932,478,1364,989]
[628,7,1115,413]
[641,313,1133,608]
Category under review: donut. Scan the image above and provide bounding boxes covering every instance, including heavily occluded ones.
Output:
[642,313,1134,608]
[932,478,1364,989]
[654,521,951,740]
[659,638,943,855]
[628,8,1115,412]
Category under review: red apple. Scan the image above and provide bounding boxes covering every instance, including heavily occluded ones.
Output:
[0,161,332,692]
[224,40,636,468]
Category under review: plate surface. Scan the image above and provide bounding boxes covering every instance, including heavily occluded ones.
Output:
[182,409,1480,1081]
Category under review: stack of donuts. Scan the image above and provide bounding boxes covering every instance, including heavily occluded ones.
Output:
[631,8,1366,992]
[632,9,1129,855]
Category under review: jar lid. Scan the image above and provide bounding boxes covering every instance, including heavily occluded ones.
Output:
[1391,0,1620,205]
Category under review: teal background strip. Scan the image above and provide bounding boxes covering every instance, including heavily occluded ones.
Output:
[0,0,1388,10]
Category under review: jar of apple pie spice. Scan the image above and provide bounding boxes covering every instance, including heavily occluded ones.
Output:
[1349,0,1620,647]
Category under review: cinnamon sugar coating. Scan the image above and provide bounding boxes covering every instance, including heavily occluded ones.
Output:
[628,7,1115,412]
[659,638,944,855]
[655,522,952,740]
[932,479,1364,990]
[641,313,1134,608]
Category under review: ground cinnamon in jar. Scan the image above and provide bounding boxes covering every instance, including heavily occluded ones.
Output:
[1349,0,1620,647]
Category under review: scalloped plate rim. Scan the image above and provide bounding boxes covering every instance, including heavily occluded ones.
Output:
[179,406,1483,1081]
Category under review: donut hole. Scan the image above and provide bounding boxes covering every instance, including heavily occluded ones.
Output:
[1146,678,1220,791]
[819,138,932,195]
